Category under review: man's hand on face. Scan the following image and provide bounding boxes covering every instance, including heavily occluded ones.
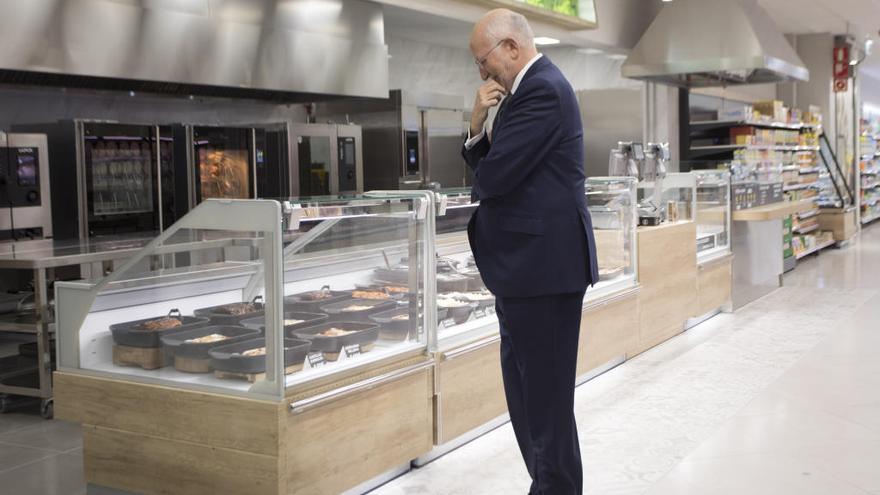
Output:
[470,80,507,137]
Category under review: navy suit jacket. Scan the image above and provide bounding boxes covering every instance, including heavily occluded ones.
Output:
[462,56,599,298]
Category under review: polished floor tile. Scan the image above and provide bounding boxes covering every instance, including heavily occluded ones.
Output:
[0,419,83,454]
[0,440,55,474]
[376,226,880,495]
[0,450,86,495]
[646,453,872,495]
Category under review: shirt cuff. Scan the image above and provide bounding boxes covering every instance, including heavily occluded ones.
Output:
[464,128,486,150]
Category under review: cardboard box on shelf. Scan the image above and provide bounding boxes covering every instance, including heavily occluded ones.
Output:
[754,100,786,123]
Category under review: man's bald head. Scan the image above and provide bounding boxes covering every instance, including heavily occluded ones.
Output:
[471,9,536,52]
[469,9,539,90]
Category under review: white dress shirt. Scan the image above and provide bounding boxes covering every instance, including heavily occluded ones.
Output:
[465,53,544,150]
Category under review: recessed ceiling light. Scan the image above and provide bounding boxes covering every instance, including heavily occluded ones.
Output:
[606,53,628,60]
[577,48,605,55]
[534,37,561,46]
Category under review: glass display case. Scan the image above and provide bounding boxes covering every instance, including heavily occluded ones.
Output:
[433,189,497,350]
[55,193,434,400]
[586,177,638,300]
[658,172,697,223]
[694,170,732,262]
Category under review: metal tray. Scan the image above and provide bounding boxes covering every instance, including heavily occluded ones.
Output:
[284,287,352,312]
[319,299,397,322]
[193,297,264,325]
[368,308,415,341]
[160,326,260,360]
[209,337,312,375]
[109,310,210,348]
[290,321,380,354]
[240,311,328,334]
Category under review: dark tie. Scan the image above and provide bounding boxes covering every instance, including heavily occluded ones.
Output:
[473,96,511,203]
[492,96,511,131]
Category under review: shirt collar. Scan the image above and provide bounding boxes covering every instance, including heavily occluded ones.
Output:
[510,53,543,95]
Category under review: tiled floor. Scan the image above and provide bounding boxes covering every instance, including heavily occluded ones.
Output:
[0,225,878,495]
[373,225,880,495]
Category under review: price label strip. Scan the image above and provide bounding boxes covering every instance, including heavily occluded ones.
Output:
[344,344,362,358]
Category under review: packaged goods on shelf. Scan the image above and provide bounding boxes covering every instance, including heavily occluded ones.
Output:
[754,100,787,123]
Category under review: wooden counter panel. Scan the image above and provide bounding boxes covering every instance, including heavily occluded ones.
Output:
[697,258,732,316]
[54,372,282,456]
[636,222,697,355]
[732,199,814,221]
[438,340,506,444]
[284,369,433,495]
[84,426,281,495]
[578,292,639,375]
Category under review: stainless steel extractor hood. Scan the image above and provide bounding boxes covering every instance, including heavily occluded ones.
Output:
[0,0,389,99]
[621,0,808,87]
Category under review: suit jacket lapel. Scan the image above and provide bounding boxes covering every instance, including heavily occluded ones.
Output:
[490,56,552,139]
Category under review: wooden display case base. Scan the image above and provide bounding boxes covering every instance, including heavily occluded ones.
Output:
[696,255,733,316]
[55,356,434,495]
[112,345,163,370]
[578,288,640,376]
[174,355,211,373]
[636,222,698,356]
[435,337,506,445]
[214,364,303,382]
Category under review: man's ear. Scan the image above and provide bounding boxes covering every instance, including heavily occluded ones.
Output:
[507,39,520,60]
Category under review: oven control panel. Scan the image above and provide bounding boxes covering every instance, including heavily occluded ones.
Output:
[0,147,42,207]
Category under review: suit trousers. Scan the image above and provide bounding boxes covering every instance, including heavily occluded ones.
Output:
[495,290,586,495]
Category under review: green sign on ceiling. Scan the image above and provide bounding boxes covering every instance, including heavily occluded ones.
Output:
[514,0,597,23]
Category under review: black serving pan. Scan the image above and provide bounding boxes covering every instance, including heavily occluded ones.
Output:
[284,286,352,312]
[240,311,328,334]
[209,337,312,375]
[368,308,416,341]
[436,274,471,292]
[437,299,473,325]
[110,309,210,348]
[193,296,265,325]
[160,326,260,360]
[290,321,380,354]
[319,299,397,322]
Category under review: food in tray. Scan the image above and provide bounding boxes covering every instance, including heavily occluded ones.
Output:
[241,347,266,357]
[299,289,334,301]
[437,298,470,308]
[436,273,468,282]
[352,290,391,300]
[598,266,625,280]
[321,328,357,337]
[459,291,494,302]
[341,304,375,312]
[185,333,230,344]
[384,286,409,294]
[214,303,258,315]
[391,314,409,321]
[284,319,305,326]
[137,317,182,331]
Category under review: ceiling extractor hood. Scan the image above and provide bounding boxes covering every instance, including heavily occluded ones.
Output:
[621,0,809,87]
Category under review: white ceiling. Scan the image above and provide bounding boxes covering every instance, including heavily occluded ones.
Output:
[755,0,880,79]
[381,0,880,79]
[758,0,880,37]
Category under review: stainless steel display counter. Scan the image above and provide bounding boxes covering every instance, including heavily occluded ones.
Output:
[731,199,814,309]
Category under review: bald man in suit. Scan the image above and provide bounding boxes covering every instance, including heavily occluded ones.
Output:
[462,9,598,495]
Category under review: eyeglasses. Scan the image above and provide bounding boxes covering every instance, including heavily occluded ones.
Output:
[474,39,505,68]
